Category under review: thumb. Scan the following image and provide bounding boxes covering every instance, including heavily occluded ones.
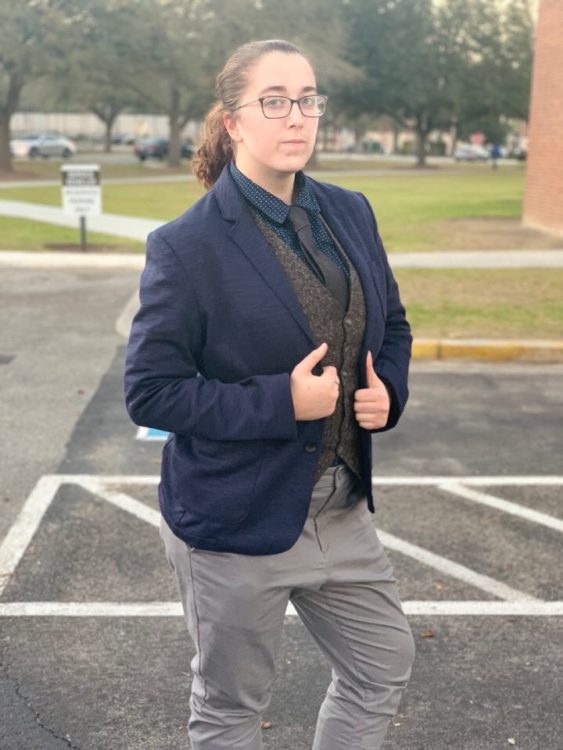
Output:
[296,342,328,374]
[365,350,380,387]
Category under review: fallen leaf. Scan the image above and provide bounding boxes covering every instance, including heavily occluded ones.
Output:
[420,629,434,638]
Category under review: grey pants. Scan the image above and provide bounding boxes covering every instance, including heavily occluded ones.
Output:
[160,463,415,750]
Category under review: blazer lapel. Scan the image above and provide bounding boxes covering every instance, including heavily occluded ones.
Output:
[311,182,387,325]
[214,167,316,346]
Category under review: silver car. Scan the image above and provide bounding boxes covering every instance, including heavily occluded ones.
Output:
[10,132,77,159]
[453,144,490,162]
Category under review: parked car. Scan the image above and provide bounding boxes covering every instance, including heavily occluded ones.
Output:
[454,144,490,162]
[506,146,527,161]
[111,132,136,145]
[134,137,195,162]
[10,132,77,159]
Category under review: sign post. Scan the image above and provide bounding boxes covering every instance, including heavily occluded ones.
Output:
[61,164,101,251]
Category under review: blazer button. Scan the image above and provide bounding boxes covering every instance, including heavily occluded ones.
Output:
[304,442,317,453]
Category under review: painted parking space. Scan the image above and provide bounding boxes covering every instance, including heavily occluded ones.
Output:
[5,266,563,748]
[1,473,562,619]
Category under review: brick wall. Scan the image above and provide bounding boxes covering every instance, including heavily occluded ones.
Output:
[523,0,563,236]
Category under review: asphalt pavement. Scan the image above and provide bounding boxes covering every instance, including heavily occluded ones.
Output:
[1,265,562,749]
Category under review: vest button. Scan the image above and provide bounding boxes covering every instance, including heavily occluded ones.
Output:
[304,442,317,453]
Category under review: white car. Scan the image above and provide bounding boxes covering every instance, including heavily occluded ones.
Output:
[10,132,77,159]
[454,144,490,162]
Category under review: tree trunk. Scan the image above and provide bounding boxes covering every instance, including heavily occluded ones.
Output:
[168,87,182,167]
[103,113,118,153]
[449,119,460,157]
[0,73,23,172]
[91,105,120,153]
[415,127,428,167]
[0,112,13,172]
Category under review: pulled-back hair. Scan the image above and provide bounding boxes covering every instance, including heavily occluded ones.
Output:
[192,39,303,189]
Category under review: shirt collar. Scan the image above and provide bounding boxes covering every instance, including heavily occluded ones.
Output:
[229,160,319,225]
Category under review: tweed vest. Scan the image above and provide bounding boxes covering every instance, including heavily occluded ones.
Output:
[251,209,367,482]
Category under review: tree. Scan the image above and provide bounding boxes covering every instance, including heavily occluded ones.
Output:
[443,0,533,148]
[101,0,236,167]
[335,0,535,164]
[51,1,144,151]
[0,2,62,171]
[336,0,461,166]
[498,0,534,120]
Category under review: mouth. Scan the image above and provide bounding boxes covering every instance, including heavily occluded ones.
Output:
[282,140,307,145]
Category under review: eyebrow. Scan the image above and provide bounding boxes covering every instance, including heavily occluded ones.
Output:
[257,85,317,96]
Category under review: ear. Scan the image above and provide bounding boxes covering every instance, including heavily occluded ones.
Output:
[223,111,242,143]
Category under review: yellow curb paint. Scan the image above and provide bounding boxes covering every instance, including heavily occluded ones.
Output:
[412,340,440,359]
[413,339,563,363]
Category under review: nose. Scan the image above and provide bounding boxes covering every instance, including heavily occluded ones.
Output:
[287,100,305,126]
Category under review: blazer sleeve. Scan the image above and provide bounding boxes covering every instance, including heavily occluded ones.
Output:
[123,229,298,442]
[358,193,412,433]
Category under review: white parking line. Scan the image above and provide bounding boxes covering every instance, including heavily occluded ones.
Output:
[437,482,563,533]
[79,480,161,527]
[0,475,62,596]
[1,474,562,617]
[377,530,541,602]
[372,476,563,486]
[1,600,562,617]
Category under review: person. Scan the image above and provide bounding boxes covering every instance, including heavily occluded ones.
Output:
[124,38,415,750]
[491,142,502,169]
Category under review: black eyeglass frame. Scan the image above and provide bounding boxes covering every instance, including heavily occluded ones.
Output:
[232,94,328,119]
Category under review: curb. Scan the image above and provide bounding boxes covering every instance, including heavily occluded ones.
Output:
[0,250,144,269]
[413,339,563,363]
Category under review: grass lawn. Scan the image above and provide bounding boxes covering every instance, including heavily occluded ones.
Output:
[1,161,562,339]
[395,268,563,339]
[0,216,143,252]
[2,152,482,180]
[2,157,192,181]
[2,163,561,253]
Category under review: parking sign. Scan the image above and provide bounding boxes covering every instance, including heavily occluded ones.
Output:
[61,164,101,216]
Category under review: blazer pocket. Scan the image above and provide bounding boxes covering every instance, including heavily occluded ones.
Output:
[171,439,270,526]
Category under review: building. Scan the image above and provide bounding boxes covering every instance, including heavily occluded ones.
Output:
[523,0,563,236]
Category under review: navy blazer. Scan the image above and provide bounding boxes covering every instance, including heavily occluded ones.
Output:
[124,164,412,555]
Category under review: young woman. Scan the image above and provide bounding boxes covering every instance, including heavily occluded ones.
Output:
[124,38,415,750]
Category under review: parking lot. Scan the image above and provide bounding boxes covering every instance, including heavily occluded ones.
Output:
[1,265,562,750]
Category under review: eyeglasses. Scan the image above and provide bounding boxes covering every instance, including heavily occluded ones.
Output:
[233,94,328,119]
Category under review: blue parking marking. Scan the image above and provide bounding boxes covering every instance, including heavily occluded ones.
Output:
[136,426,168,440]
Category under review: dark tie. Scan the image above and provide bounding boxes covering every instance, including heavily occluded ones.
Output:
[287,206,349,313]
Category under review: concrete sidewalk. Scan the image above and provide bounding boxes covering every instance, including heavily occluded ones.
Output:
[390,249,563,268]
[0,199,158,242]
[3,247,563,273]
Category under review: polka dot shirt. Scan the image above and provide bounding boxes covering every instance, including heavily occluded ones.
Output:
[229,160,349,276]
